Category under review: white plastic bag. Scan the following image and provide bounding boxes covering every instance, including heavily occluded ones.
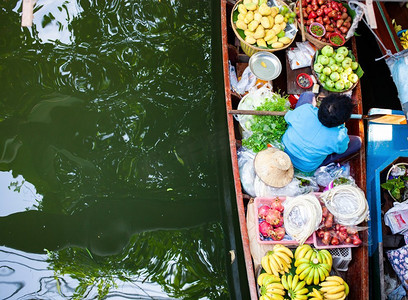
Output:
[235,66,257,95]
[384,200,408,235]
[237,147,256,197]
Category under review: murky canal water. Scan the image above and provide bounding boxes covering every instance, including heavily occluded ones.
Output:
[0,1,249,299]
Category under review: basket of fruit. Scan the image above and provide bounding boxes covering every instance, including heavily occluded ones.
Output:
[296,0,355,48]
[311,45,363,93]
[231,0,298,56]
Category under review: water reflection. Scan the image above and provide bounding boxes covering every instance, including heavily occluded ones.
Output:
[0,0,236,298]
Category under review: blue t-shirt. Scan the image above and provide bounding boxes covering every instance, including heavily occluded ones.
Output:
[282,104,349,172]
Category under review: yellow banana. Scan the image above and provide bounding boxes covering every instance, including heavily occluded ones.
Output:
[268,283,285,290]
[324,284,345,294]
[309,298,321,300]
[274,245,294,258]
[260,295,271,300]
[316,251,323,264]
[296,287,309,295]
[287,274,293,289]
[310,251,317,262]
[268,255,281,276]
[295,295,308,300]
[291,274,299,290]
[320,265,329,278]
[306,268,315,285]
[294,244,308,259]
[266,288,285,296]
[293,280,306,292]
[257,273,269,286]
[299,266,312,280]
[296,262,310,275]
[320,250,332,266]
[274,251,292,265]
[263,274,280,286]
[324,291,346,299]
[281,275,289,290]
[295,244,312,260]
[304,249,314,260]
[320,280,340,287]
[317,266,325,282]
[272,254,285,270]
[282,262,289,274]
[268,294,284,300]
[325,276,344,284]
[313,267,320,285]
[295,258,310,267]
[262,255,272,274]
[311,288,323,300]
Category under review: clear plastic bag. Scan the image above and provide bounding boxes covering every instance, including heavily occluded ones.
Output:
[235,66,257,95]
[384,200,408,235]
[237,147,256,197]
[294,174,320,194]
[314,162,351,188]
[386,50,408,119]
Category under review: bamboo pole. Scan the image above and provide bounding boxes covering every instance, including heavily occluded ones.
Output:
[21,0,35,27]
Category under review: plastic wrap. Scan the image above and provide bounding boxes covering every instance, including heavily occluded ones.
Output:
[314,162,350,188]
[283,194,322,245]
[235,66,257,95]
[320,185,369,226]
[237,147,256,197]
[384,200,408,235]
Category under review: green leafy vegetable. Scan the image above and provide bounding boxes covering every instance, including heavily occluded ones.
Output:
[381,176,408,201]
[242,93,290,152]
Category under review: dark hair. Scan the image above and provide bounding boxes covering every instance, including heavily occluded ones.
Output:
[318,94,354,127]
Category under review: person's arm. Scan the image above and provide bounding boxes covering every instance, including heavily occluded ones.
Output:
[335,126,350,154]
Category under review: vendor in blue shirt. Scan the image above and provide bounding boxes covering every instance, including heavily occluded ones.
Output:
[282,91,361,173]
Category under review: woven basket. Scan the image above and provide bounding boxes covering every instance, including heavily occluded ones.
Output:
[295,0,353,49]
[231,0,298,56]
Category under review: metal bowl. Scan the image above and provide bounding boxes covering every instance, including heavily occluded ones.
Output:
[249,51,282,81]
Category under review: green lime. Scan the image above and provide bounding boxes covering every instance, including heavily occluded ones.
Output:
[277,30,285,38]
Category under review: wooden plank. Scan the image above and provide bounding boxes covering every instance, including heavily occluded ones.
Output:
[21,0,35,27]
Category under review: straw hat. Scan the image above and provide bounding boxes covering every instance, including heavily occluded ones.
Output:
[254,148,294,188]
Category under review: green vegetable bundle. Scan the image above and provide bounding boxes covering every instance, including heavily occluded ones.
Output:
[242,93,290,152]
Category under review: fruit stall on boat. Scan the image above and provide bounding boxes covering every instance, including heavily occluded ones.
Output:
[221,0,370,299]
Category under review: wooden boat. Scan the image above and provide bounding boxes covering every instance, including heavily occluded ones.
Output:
[221,0,369,298]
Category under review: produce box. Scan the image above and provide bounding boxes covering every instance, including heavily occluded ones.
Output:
[254,196,314,245]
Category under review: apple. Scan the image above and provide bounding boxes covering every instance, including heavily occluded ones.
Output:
[319,73,327,82]
[335,80,345,90]
[321,45,334,57]
[340,72,349,82]
[318,55,330,65]
[314,63,324,73]
[348,73,359,83]
[337,66,344,73]
[344,81,352,89]
[330,72,340,82]
[329,64,339,72]
[328,57,336,66]
[342,57,352,69]
[323,66,332,75]
[343,67,353,75]
[336,46,349,56]
[325,79,335,88]
[351,61,359,70]
[334,53,345,63]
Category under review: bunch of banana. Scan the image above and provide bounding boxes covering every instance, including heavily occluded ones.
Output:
[258,273,285,300]
[281,274,309,300]
[261,244,294,277]
[319,276,349,300]
[400,30,408,50]
[308,288,323,300]
[294,248,332,285]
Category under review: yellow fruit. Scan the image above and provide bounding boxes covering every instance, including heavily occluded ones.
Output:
[236,20,247,30]
[278,36,291,45]
[238,4,247,15]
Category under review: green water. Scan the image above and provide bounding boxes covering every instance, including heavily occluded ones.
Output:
[0,0,249,299]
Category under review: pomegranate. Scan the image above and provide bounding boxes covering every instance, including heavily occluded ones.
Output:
[270,198,284,212]
[258,205,271,219]
[259,221,274,238]
[265,209,283,227]
[271,227,286,241]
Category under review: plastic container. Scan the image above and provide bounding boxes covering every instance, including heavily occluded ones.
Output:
[254,197,314,246]
[328,32,346,47]
[296,73,313,89]
[328,247,352,272]
[313,234,359,249]
[308,22,326,38]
